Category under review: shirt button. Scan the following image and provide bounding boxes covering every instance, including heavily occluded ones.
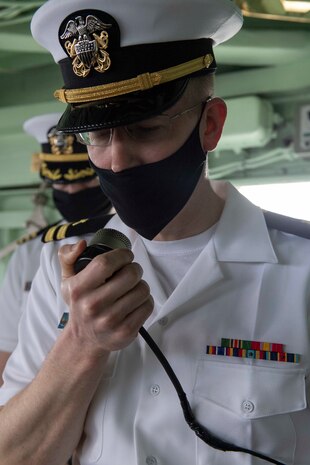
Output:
[242,400,255,413]
[158,317,168,326]
[146,456,157,465]
[150,384,160,396]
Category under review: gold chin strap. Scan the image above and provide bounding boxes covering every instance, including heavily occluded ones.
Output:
[54,54,214,104]
[38,152,89,162]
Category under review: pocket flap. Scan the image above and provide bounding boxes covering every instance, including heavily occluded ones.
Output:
[194,359,306,419]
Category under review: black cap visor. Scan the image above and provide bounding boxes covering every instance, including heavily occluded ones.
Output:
[56,78,192,133]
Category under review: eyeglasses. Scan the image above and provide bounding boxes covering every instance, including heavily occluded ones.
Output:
[77,98,211,148]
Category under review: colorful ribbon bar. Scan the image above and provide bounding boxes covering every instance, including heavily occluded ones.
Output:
[58,312,69,329]
[221,338,284,352]
[206,345,300,363]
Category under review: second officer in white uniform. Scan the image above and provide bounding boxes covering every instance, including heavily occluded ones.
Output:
[0,113,112,382]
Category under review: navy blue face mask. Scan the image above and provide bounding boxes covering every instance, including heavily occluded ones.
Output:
[89,121,206,239]
[52,185,111,222]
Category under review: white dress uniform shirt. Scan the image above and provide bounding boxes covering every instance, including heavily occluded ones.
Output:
[0,182,309,465]
[0,235,43,352]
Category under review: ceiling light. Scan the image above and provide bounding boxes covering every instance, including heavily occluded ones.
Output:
[282,1,310,13]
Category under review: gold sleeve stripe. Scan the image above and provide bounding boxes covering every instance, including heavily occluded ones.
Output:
[56,224,70,240]
[44,225,59,242]
[54,54,214,104]
[38,153,89,162]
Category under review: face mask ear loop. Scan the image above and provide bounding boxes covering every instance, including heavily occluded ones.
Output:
[199,97,212,155]
[138,327,285,465]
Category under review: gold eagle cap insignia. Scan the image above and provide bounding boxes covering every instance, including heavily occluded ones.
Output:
[60,14,112,78]
[48,127,74,155]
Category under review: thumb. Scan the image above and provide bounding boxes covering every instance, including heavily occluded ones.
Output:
[58,240,87,279]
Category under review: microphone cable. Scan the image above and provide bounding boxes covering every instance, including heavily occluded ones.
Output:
[139,327,285,465]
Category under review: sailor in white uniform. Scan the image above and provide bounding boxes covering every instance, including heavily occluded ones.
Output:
[0,1,309,465]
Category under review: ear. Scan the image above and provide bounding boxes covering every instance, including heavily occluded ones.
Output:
[200,97,227,152]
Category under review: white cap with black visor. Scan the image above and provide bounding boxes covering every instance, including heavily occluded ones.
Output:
[30,0,243,133]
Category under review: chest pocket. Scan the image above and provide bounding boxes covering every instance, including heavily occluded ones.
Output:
[192,358,306,465]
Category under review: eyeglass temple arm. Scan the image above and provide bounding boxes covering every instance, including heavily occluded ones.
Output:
[138,326,285,465]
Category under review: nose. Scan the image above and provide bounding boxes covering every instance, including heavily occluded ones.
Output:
[110,127,140,173]
[53,182,87,194]
[65,184,81,194]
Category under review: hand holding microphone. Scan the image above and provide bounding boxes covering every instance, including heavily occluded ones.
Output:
[58,228,154,354]
[73,228,132,273]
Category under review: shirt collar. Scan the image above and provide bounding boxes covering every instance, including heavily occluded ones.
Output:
[212,181,278,264]
[109,180,278,264]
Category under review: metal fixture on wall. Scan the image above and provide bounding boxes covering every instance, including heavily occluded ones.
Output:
[235,0,310,23]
